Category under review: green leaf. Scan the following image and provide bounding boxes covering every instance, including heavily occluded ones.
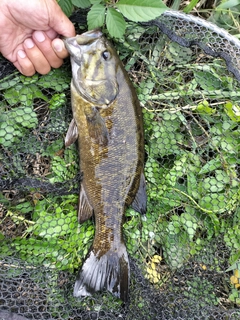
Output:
[106,8,126,38]
[217,0,240,9]
[15,202,34,214]
[199,157,222,175]
[163,222,190,269]
[37,69,70,92]
[166,42,193,64]
[187,172,199,199]
[49,93,66,110]
[116,0,167,22]
[180,212,198,241]
[4,85,23,106]
[224,102,240,122]
[199,193,226,213]
[58,0,73,16]
[183,0,199,13]
[194,71,222,91]
[196,100,216,115]
[0,73,21,91]
[202,177,226,193]
[220,135,239,154]
[72,0,91,8]
[87,4,106,30]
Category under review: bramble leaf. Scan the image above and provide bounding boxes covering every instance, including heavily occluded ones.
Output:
[87,4,106,29]
[72,0,91,8]
[106,8,126,38]
[116,0,167,22]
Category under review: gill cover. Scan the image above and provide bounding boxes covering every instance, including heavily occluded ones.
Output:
[64,31,119,105]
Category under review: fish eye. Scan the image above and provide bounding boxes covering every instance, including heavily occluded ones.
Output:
[102,50,111,60]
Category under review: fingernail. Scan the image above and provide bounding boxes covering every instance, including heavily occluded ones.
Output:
[17,50,26,59]
[34,31,46,43]
[53,41,63,53]
[24,38,34,49]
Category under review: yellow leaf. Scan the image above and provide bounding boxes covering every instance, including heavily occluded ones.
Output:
[200,264,207,270]
[152,255,162,263]
[230,269,240,289]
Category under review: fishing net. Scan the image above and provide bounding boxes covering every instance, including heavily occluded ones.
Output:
[0,9,240,320]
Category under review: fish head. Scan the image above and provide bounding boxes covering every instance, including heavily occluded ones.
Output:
[64,30,119,106]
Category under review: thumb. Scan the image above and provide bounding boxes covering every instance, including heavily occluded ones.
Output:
[48,1,76,37]
[52,38,69,59]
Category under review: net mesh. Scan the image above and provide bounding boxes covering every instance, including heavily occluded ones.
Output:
[0,10,239,320]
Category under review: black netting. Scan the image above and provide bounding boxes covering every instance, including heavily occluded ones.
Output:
[0,10,239,320]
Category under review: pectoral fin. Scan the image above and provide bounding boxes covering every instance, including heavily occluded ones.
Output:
[85,107,109,146]
[65,118,79,147]
[78,185,93,223]
[131,172,147,215]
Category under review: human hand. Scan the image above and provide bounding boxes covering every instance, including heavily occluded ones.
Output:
[0,0,75,76]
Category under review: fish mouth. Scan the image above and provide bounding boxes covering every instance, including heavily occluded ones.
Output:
[76,29,102,45]
[63,30,103,59]
[64,30,102,50]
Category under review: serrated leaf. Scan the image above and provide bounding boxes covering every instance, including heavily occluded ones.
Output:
[90,0,101,3]
[106,8,126,38]
[87,4,106,30]
[58,0,73,17]
[116,0,167,22]
[72,0,91,8]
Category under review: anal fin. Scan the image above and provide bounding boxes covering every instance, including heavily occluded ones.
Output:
[78,185,93,223]
[131,172,147,215]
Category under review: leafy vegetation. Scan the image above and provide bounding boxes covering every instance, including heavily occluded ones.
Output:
[58,0,167,38]
[57,0,240,38]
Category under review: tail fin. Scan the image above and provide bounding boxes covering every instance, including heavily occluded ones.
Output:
[73,244,130,302]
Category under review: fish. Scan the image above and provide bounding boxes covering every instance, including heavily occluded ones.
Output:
[64,29,147,302]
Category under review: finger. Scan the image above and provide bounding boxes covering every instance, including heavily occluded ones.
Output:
[32,31,63,68]
[45,29,58,40]
[23,38,51,75]
[15,50,36,76]
[52,38,69,59]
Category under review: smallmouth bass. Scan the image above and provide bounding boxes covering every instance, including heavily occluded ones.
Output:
[64,30,147,302]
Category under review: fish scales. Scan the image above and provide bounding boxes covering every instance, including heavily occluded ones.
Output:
[64,30,147,302]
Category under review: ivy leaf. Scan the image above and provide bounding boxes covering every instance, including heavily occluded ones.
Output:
[116,0,167,22]
[87,4,106,30]
[72,0,91,8]
[58,0,73,17]
[106,8,126,38]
